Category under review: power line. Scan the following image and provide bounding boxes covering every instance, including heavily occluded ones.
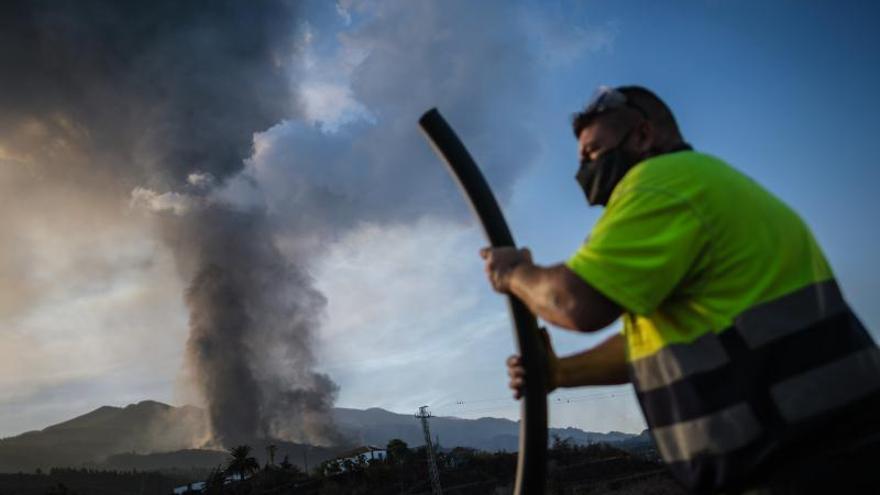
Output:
[431,390,633,416]
[437,396,623,417]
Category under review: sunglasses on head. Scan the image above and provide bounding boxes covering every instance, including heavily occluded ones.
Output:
[584,86,648,119]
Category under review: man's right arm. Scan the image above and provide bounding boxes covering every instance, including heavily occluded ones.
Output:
[507,333,629,399]
[555,333,629,388]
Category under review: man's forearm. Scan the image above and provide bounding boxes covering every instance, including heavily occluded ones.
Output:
[556,333,630,387]
[507,262,580,330]
[507,262,620,332]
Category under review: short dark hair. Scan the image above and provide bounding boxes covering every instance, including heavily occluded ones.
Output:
[571,86,682,139]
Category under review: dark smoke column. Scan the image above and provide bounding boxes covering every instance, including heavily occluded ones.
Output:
[186,262,262,446]
[176,208,342,447]
[1,0,345,447]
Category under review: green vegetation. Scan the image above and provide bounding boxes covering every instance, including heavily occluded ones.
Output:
[0,439,684,494]
[186,438,682,494]
[224,446,260,482]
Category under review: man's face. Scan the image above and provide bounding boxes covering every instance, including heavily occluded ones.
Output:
[578,119,626,165]
[577,112,648,164]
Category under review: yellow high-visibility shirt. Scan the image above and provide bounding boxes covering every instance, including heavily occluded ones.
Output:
[566,150,832,362]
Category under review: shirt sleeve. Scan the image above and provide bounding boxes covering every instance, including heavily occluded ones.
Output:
[565,187,707,316]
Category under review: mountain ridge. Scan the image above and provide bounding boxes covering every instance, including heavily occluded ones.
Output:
[0,400,652,473]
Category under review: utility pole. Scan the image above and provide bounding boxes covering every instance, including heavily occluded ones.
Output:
[415,405,443,495]
[303,446,309,474]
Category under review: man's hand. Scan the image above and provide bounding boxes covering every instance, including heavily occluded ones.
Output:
[507,328,559,399]
[480,246,533,293]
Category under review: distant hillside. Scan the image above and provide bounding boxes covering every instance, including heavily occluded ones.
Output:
[0,400,210,473]
[0,401,653,473]
[102,440,339,473]
[332,407,651,452]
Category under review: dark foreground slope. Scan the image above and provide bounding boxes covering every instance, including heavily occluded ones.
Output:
[0,443,686,495]
[0,469,192,495]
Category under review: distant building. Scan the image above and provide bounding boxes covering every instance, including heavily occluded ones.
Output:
[172,473,245,494]
[173,481,205,494]
[323,445,387,474]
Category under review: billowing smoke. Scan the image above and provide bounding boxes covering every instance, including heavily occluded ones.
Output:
[148,203,345,446]
[220,0,543,240]
[0,0,344,447]
[1,0,580,447]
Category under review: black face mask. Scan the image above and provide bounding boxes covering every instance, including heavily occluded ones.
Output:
[575,130,641,206]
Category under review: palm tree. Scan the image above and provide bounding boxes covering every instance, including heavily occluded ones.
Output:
[204,465,227,495]
[266,443,277,468]
[225,445,260,482]
[386,438,410,465]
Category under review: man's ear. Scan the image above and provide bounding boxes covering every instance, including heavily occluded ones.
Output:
[634,120,655,154]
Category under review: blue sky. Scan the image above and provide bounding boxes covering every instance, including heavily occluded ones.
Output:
[510,0,880,334]
[309,0,880,435]
[2,1,878,440]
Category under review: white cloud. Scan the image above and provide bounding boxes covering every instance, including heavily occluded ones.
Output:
[309,218,514,411]
[335,1,353,25]
[0,208,188,435]
[300,82,373,132]
[521,6,617,67]
[290,16,372,132]
[313,218,492,367]
[307,217,646,434]
[186,172,216,189]
[130,187,197,216]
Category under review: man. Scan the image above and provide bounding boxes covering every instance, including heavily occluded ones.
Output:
[480,86,880,494]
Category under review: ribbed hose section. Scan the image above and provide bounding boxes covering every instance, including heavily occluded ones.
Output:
[418,108,548,495]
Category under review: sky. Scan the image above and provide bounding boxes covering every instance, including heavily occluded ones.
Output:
[2,0,879,440]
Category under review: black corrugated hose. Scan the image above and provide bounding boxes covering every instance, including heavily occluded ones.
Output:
[418,108,548,495]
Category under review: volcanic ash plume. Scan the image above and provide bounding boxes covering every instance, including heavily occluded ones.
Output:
[4,0,554,449]
[1,0,345,448]
[164,204,345,447]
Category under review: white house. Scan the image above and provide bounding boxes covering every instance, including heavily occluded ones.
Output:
[172,473,246,494]
[323,445,387,474]
[173,481,206,494]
